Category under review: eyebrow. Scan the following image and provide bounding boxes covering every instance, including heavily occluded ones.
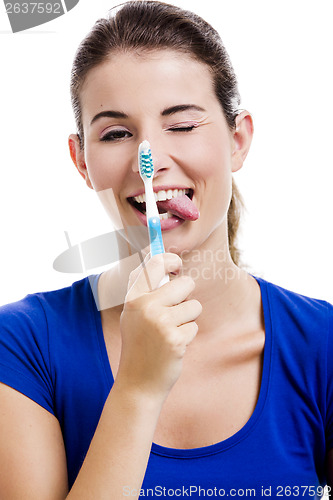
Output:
[161,104,206,116]
[90,104,205,126]
[90,110,129,126]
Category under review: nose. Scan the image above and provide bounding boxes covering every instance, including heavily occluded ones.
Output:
[132,137,170,177]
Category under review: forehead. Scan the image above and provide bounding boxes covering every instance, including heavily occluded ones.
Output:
[80,50,217,118]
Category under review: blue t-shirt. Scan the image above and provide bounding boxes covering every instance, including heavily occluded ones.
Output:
[0,275,332,498]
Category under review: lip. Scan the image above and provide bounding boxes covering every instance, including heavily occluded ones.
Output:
[127,184,192,199]
[130,203,186,231]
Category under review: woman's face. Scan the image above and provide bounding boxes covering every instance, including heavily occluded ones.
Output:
[74,50,245,255]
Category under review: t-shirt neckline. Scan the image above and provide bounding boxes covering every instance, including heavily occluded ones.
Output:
[90,273,273,458]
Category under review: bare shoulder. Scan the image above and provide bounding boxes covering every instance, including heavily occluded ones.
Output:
[0,382,68,499]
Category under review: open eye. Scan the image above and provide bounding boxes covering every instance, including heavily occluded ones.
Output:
[100,129,133,142]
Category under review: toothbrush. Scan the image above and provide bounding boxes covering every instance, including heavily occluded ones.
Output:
[138,140,169,287]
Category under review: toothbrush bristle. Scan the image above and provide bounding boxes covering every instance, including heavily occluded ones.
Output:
[139,142,154,179]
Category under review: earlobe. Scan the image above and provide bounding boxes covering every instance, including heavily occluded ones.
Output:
[68,134,93,189]
[231,111,254,173]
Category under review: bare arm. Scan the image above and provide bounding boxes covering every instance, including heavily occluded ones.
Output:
[68,380,163,500]
[0,380,162,500]
[0,254,201,500]
[71,253,200,499]
[0,382,69,500]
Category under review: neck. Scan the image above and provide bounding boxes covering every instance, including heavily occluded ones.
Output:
[97,222,258,338]
[173,225,253,336]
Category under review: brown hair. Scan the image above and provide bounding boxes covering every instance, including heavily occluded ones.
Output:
[70,0,245,265]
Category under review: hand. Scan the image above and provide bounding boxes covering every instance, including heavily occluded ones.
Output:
[116,253,202,402]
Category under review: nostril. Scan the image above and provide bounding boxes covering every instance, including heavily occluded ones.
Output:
[153,167,169,175]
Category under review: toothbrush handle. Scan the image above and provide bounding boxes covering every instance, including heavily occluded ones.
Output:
[147,216,170,287]
[148,216,165,256]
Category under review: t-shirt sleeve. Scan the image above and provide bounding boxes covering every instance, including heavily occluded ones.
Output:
[0,295,55,415]
[326,301,333,450]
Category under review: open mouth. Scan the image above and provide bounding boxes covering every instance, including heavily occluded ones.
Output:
[127,188,194,220]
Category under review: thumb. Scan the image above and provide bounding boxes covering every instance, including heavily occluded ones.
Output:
[126,253,182,301]
[127,251,151,292]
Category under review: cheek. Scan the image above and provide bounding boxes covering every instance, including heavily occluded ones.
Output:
[187,135,232,183]
[194,132,233,222]
[85,144,126,193]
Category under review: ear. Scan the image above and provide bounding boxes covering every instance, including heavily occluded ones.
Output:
[231,110,254,173]
[68,134,93,189]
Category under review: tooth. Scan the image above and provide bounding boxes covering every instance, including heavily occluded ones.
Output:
[157,190,167,201]
[160,212,175,220]
[134,189,191,204]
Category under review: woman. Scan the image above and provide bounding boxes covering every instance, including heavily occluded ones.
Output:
[0,1,332,498]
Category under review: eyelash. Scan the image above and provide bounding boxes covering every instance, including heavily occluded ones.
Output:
[100,125,197,142]
[100,130,132,142]
[168,125,197,133]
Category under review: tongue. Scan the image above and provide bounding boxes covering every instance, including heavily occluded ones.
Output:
[157,194,199,221]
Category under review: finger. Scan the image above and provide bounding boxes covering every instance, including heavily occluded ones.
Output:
[169,299,202,326]
[151,275,196,307]
[127,253,182,300]
[177,321,199,349]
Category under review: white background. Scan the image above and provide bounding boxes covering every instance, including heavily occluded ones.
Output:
[0,0,332,305]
